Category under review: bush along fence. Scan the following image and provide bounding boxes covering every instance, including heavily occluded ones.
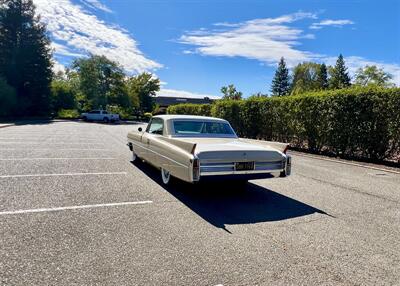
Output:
[167,86,400,163]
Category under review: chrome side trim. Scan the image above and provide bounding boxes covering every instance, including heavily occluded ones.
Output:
[129,141,188,168]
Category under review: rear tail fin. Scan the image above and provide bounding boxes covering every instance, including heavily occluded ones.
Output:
[159,137,197,155]
[239,138,289,153]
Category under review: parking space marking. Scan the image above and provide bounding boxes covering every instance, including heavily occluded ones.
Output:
[0,171,127,179]
[0,142,107,145]
[0,158,116,161]
[0,137,102,140]
[0,201,153,216]
[0,148,113,151]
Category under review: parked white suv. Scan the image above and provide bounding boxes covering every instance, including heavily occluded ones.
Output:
[81,110,120,123]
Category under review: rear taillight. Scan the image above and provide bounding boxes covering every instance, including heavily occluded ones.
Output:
[193,158,200,181]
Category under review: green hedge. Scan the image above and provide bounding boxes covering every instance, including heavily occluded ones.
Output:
[167,103,212,116]
[167,87,400,162]
[57,109,80,119]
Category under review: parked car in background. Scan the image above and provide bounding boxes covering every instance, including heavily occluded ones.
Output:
[127,115,291,185]
[81,110,120,123]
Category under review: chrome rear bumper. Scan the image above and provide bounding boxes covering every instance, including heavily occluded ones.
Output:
[200,159,286,176]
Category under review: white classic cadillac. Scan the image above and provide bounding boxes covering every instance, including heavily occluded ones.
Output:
[127,115,291,185]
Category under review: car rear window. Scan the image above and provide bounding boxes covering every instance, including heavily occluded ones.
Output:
[173,120,235,136]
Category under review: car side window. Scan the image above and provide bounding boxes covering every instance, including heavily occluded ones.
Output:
[147,118,164,135]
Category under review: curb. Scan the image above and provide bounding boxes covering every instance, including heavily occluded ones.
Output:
[290,151,400,175]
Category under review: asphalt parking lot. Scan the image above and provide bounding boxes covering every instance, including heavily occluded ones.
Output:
[0,121,399,285]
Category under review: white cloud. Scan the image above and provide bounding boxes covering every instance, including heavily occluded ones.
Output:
[310,19,354,30]
[52,61,66,74]
[51,42,84,58]
[324,56,400,85]
[33,0,161,73]
[80,0,112,13]
[179,13,399,86]
[157,89,220,99]
[179,12,319,67]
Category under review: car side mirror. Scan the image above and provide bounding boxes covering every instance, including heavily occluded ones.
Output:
[138,127,143,132]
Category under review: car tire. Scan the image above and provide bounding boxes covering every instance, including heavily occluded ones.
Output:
[161,168,171,185]
[82,116,87,121]
[131,151,137,162]
[279,170,287,177]
[103,117,109,123]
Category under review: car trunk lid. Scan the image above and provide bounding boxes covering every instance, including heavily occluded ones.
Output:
[177,137,284,162]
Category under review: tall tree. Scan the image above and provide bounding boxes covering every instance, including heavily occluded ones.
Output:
[221,84,243,100]
[0,0,53,115]
[316,63,328,90]
[271,57,291,96]
[329,54,351,89]
[0,77,17,116]
[50,78,77,112]
[126,72,160,113]
[291,62,321,95]
[354,65,394,87]
[72,55,129,110]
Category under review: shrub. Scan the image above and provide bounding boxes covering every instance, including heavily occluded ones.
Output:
[167,103,212,116]
[167,86,400,162]
[107,105,131,120]
[51,80,77,112]
[57,109,80,119]
[144,112,152,121]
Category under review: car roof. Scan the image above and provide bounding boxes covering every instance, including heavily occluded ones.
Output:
[153,114,228,122]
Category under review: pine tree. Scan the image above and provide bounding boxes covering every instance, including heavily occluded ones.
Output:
[271,57,291,96]
[329,54,351,89]
[221,84,243,100]
[0,0,53,116]
[316,63,328,90]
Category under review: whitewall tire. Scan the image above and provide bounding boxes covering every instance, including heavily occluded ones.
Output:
[131,151,137,162]
[161,168,171,185]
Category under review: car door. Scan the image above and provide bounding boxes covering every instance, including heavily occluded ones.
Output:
[96,110,104,121]
[142,118,164,165]
[87,111,94,120]
[91,110,100,121]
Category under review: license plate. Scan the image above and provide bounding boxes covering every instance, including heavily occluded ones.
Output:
[235,161,255,171]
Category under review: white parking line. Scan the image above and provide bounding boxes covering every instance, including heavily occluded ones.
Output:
[0,138,101,140]
[0,201,153,216]
[0,171,127,179]
[0,148,113,151]
[0,142,106,145]
[0,137,102,140]
[0,158,116,161]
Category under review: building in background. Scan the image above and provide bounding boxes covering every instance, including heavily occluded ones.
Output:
[154,90,218,113]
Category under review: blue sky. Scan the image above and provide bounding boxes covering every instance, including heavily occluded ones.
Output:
[34,0,400,98]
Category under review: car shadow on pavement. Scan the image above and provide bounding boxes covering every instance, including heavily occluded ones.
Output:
[131,161,329,232]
